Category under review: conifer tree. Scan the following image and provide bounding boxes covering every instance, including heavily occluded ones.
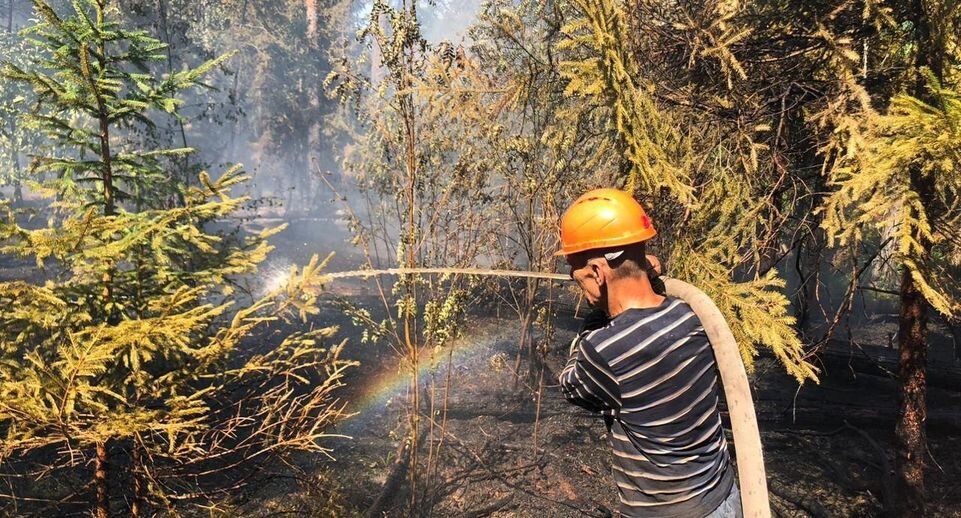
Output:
[0,1,353,515]
[558,0,816,381]
[0,27,40,204]
[821,1,960,513]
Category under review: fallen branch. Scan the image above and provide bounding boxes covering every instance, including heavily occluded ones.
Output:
[843,421,894,513]
[365,427,427,518]
[463,494,515,518]
[768,480,830,518]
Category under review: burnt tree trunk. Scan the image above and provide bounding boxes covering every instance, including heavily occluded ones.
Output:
[894,267,928,517]
[95,441,109,518]
[893,1,942,515]
[792,111,826,333]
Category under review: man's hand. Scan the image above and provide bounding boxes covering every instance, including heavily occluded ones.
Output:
[645,254,662,275]
[571,308,610,354]
[645,254,666,296]
[580,308,610,334]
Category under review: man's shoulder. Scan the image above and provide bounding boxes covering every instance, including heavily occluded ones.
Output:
[580,297,703,348]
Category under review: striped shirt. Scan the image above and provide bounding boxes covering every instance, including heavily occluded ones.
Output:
[559,297,734,518]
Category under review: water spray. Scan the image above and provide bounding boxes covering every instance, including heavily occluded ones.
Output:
[321,267,570,283]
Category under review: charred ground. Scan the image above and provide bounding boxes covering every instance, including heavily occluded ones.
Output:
[231,240,961,517]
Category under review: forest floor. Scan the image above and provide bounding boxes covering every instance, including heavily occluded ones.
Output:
[234,313,961,518]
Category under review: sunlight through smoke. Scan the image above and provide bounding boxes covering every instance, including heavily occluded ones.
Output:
[261,260,293,296]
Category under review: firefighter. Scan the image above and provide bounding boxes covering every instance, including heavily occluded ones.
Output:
[556,188,742,518]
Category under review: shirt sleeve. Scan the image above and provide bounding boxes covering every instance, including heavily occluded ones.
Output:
[558,334,621,415]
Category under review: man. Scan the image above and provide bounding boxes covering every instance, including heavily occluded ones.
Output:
[556,188,741,518]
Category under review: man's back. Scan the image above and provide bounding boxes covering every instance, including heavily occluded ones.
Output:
[560,297,734,517]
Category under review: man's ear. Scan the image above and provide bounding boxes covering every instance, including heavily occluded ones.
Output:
[588,260,606,287]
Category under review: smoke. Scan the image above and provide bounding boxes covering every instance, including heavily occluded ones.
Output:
[419,0,484,44]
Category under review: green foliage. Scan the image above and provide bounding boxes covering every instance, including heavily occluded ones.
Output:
[326,0,497,357]
[669,170,816,381]
[0,2,353,513]
[0,171,354,509]
[2,0,230,212]
[560,0,816,381]
[822,75,961,317]
[329,0,818,382]
[559,0,692,201]
[0,29,42,202]
[167,0,350,206]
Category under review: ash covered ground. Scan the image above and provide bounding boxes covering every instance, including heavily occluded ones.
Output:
[231,313,961,516]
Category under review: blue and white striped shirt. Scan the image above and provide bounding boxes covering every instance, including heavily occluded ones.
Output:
[559,297,735,517]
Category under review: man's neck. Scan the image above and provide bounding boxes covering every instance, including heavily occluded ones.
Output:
[606,274,666,317]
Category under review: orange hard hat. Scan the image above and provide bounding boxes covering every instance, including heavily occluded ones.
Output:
[555,188,656,256]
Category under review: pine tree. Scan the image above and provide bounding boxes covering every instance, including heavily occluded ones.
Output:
[558,0,817,382]
[0,2,353,515]
[0,26,40,204]
[821,2,960,512]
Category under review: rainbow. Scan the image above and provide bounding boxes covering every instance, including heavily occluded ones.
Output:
[336,327,509,434]
[319,268,567,434]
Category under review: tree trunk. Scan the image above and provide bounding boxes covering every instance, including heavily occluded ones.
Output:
[95,441,109,518]
[797,165,826,333]
[305,0,317,39]
[89,3,118,324]
[131,440,144,517]
[99,111,113,215]
[947,317,961,361]
[93,37,114,217]
[398,2,420,507]
[157,0,190,192]
[894,267,928,517]
[8,118,20,205]
[892,1,941,515]
[227,0,250,159]
[6,0,13,33]
[86,1,114,210]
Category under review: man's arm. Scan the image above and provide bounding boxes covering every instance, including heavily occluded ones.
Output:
[558,333,620,415]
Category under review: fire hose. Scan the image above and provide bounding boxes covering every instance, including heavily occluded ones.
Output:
[323,268,771,516]
[663,278,770,518]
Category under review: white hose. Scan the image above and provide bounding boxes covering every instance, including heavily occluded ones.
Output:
[664,278,770,518]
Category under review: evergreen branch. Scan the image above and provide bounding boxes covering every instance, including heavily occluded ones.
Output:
[560,0,693,203]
